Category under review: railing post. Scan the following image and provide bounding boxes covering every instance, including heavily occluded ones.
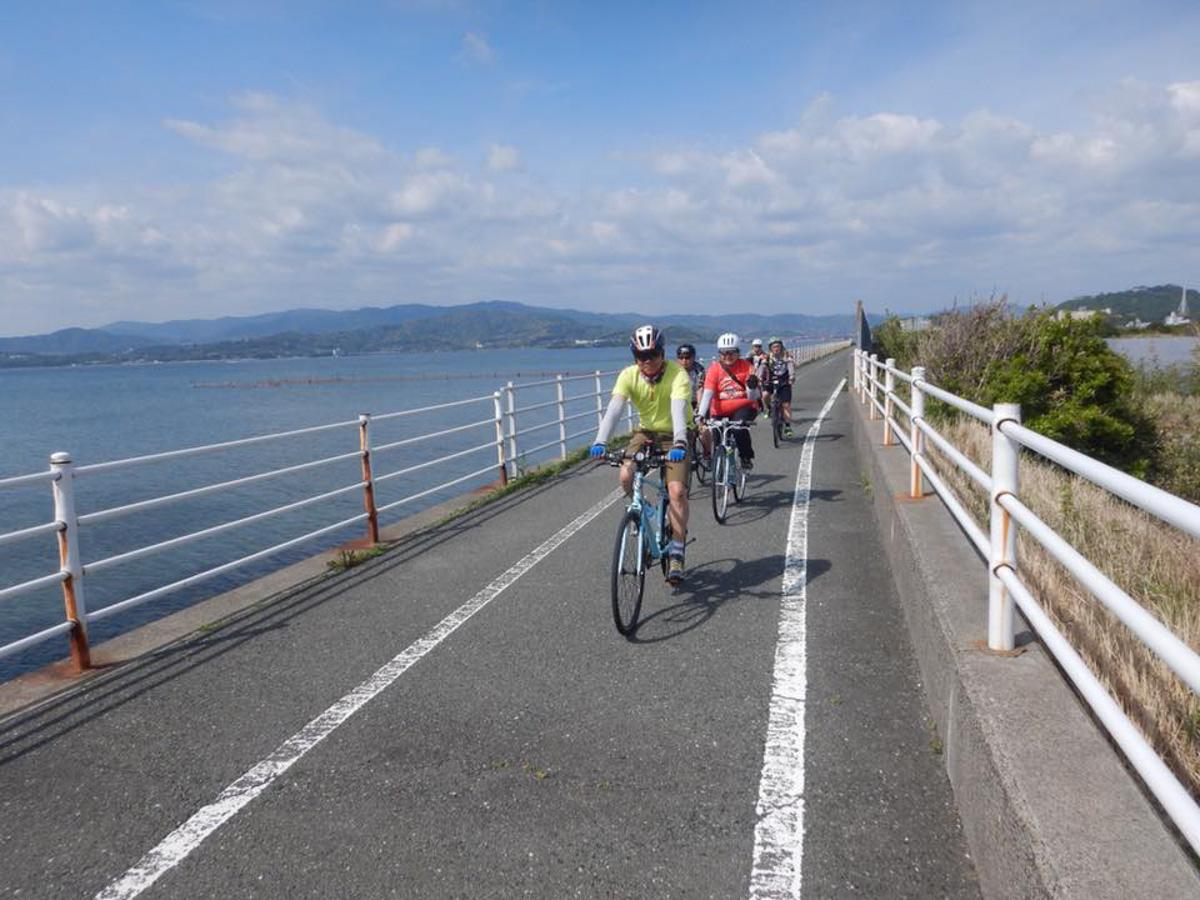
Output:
[910,366,925,498]
[883,358,896,445]
[505,381,518,480]
[358,414,380,544]
[492,391,508,486]
[989,403,1021,651]
[868,353,879,419]
[594,370,604,428]
[50,452,90,672]
[555,374,567,460]
[852,349,860,393]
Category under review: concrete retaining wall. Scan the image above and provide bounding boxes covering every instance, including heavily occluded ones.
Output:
[847,372,1199,899]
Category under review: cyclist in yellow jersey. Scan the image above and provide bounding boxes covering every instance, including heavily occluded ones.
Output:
[591,324,694,584]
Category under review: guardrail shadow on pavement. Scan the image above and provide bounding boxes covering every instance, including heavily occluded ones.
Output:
[0,463,597,764]
[626,555,832,644]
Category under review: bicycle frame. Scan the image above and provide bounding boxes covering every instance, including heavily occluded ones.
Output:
[609,451,671,575]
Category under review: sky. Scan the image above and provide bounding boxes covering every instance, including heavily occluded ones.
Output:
[2,0,1199,336]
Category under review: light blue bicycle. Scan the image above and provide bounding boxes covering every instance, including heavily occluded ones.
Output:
[603,446,674,635]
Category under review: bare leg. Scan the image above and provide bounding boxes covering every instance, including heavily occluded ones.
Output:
[668,480,689,543]
[619,461,635,496]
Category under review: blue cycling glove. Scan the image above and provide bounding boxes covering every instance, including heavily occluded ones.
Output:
[668,443,687,463]
[590,443,606,458]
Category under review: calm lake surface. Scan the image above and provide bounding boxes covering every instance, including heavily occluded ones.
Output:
[1,343,826,681]
[1107,336,1198,368]
[0,347,640,681]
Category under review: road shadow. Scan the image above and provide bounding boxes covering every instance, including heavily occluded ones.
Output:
[0,461,609,764]
[627,556,832,644]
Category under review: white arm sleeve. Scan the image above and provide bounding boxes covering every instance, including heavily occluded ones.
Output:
[697,388,715,419]
[670,397,688,444]
[593,393,628,445]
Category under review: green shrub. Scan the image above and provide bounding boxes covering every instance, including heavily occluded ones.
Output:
[872,299,1154,475]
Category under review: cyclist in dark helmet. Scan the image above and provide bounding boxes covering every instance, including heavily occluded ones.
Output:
[676,343,710,462]
[590,325,695,584]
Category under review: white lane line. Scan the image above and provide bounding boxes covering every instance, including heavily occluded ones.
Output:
[96,488,625,900]
[749,378,845,900]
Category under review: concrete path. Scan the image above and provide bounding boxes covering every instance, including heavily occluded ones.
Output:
[0,352,978,899]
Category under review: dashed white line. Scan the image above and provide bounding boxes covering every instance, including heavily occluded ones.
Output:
[748,378,845,899]
[96,488,624,900]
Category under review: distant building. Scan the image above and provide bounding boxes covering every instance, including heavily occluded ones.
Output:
[1123,318,1153,330]
[1055,307,1110,321]
[1164,286,1191,326]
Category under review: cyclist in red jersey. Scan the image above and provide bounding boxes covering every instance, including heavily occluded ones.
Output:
[697,332,760,470]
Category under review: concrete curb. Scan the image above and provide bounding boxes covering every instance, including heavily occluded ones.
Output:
[847,377,1199,899]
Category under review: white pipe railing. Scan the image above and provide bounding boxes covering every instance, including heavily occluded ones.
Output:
[0,364,628,670]
[0,343,847,669]
[853,345,1200,855]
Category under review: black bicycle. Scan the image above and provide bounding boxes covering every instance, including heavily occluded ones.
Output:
[769,389,785,448]
[690,428,709,486]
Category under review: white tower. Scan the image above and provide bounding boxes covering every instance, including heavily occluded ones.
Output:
[1181,286,1190,318]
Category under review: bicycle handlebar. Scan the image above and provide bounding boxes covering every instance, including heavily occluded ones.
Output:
[601,447,670,469]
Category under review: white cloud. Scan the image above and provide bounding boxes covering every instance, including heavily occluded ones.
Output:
[459,31,496,64]
[487,143,521,172]
[5,82,1200,335]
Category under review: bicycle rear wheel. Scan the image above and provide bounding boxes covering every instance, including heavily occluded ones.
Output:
[611,512,646,635]
[711,451,730,524]
[658,499,673,579]
[692,433,708,485]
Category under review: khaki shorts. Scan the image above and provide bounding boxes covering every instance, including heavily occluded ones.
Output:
[625,430,690,486]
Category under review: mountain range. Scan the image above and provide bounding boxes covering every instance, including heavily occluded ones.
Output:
[0,301,857,367]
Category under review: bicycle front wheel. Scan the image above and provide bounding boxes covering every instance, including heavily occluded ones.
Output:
[733,457,747,502]
[611,511,646,635]
[711,451,730,524]
[692,434,708,485]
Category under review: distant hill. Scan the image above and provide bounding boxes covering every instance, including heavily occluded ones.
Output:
[0,327,158,356]
[99,301,854,346]
[1,301,856,367]
[1057,284,1194,322]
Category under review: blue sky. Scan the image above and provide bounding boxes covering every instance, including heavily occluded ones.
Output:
[2,0,1199,335]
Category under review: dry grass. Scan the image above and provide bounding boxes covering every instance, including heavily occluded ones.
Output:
[906,412,1200,796]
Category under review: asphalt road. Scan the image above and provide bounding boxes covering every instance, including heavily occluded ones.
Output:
[0,351,979,899]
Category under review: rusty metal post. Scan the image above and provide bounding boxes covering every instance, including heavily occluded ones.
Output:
[989,403,1021,651]
[910,366,926,498]
[50,452,90,672]
[505,381,518,480]
[492,392,508,486]
[556,375,567,460]
[883,358,896,445]
[358,414,380,544]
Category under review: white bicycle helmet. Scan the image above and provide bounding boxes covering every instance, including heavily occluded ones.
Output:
[751,338,763,348]
[630,324,665,355]
[717,332,740,351]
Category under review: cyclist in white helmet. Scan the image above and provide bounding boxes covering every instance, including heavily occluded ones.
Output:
[590,324,694,584]
[698,333,760,469]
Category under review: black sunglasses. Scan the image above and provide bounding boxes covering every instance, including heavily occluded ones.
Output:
[677,353,693,359]
[633,349,663,362]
